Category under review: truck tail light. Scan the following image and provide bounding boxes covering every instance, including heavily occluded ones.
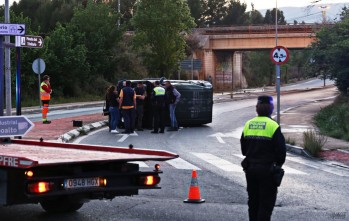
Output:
[139,175,160,186]
[28,182,54,194]
[25,170,34,178]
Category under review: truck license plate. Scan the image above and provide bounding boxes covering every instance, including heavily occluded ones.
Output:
[64,177,100,189]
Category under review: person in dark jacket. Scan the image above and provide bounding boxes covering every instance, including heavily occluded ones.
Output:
[165,81,181,131]
[106,85,120,133]
[151,81,166,134]
[119,80,136,134]
[240,95,286,221]
[134,82,147,131]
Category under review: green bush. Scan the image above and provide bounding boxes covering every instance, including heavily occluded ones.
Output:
[285,136,296,146]
[303,130,327,157]
[314,96,349,141]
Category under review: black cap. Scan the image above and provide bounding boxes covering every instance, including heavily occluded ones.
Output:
[257,96,273,104]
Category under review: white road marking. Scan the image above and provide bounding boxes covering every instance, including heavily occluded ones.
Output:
[192,152,243,172]
[216,136,226,143]
[233,154,307,175]
[209,128,243,143]
[117,131,138,142]
[166,158,201,170]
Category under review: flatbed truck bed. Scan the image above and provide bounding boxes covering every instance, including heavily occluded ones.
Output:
[0,139,178,213]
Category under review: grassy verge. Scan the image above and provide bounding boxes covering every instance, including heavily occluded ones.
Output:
[314,95,349,141]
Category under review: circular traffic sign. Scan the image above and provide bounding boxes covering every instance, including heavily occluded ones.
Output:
[270,46,290,65]
[32,58,46,74]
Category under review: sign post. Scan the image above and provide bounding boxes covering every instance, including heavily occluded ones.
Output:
[0,116,34,137]
[32,58,46,108]
[270,46,290,124]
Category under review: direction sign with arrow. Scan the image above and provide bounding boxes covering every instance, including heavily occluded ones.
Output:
[0,23,26,36]
[15,35,44,48]
[0,116,34,137]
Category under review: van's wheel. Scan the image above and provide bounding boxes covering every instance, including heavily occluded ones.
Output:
[40,198,84,213]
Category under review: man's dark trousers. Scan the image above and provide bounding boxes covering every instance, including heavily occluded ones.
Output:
[246,164,277,221]
[153,104,165,132]
[122,108,136,133]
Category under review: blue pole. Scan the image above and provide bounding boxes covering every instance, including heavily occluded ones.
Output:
[0,36,4,116]
[16,47,21,116]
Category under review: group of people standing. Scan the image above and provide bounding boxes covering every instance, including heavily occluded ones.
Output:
[105,80,181,134]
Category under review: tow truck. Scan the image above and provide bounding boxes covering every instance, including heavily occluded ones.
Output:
[0,138,178,213]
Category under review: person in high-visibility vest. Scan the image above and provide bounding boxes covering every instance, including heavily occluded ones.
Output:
[40,75,53,124]
[151,81,166,134]
[240,96,286,221]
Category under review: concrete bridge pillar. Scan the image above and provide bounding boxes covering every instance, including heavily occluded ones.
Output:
[233,51,245,89]
[203,50,215,82]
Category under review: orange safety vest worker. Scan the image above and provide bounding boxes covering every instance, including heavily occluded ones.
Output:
[40,75,52,124]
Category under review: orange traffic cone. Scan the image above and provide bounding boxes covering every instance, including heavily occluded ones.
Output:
[184,170,205,203]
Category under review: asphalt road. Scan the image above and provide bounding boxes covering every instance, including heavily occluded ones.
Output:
[1,79,348,221]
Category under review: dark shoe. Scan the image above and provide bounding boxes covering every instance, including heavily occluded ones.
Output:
[159,130,165,133]
[43,120,51,124]
[121,130,131,134]
[167,127,178,131]
[137,128,144,131]
[151,131,158,134]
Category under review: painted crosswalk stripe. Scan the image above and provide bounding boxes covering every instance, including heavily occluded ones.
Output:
[191,152,243,172]
[166,158,201,170]
[233,154,307,175]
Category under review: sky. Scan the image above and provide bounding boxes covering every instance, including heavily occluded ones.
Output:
[244,0,349,11]
[2,0,349,10]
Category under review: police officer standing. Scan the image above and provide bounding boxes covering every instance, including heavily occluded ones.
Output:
[240,96,286,221]
[151,81,166,134]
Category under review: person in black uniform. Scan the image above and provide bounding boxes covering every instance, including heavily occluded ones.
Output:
[151,81,166,134]
[240,95,286,221]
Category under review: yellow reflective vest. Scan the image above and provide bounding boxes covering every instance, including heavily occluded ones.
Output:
[40,82,51,100]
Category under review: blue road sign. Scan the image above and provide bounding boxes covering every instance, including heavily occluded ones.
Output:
[0,23,26,36]
[180,59,202,70]
[32,58,46,74]
[0,116,34,137]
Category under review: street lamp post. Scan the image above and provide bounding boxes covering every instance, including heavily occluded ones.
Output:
[275,0,281,124]
[117,0,120,28]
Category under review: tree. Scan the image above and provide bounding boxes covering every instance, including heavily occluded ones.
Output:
[221,0,248,25]
[309,15,349,94]
[264,8,286,25]
[187,0,206,27]
[248,8,264,25]
[70,0,121,82]
[132,0,195,78]
[201,0,227,26]
[43,23,90,97]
